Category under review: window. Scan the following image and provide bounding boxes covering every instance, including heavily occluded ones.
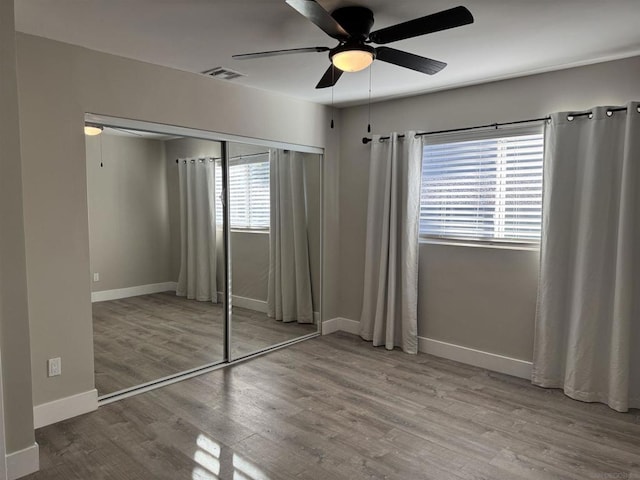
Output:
[420,127,544,243]
[215,154,270,230]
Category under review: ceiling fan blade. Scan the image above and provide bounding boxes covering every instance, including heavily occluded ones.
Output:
[233,46,330,60]
[369,6,474,44]
[286,0,349,40]
[376,47,447,75]
[316,64,344,89]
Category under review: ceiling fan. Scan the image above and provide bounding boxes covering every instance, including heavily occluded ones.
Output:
[233,0,474,89]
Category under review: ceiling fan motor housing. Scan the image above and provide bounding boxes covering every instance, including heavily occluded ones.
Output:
[331,6,375,40]
[329,6,376,69]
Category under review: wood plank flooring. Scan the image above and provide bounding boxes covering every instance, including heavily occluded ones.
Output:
[29,332,640,480]
[93,292,316,395]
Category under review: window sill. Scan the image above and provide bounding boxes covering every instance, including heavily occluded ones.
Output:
[419,237,540,252]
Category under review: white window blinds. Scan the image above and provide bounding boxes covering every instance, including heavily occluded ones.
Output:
[215,154,270,230]
[420,128,544,243]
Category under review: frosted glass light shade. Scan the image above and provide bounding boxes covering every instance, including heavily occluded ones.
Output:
[84,125,103,136]
[332,49,374,72]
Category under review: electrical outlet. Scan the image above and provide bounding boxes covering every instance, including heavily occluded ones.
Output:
[93,272,100,282]
[48,357,61,377]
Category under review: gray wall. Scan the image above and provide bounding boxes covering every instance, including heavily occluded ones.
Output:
[16,33,335,409]
[0,0,35,454]
[230,232,269,301]
[338,55,640,361]
[86,133,173,292]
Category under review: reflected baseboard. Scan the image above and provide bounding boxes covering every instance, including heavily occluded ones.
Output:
[322,317,359,335]
[217,291,320,324]
[91,282,177,303]
[220,292,268,313]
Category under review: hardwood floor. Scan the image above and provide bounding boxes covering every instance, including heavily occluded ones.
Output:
[93,292,317,395]
[29,332,640,480]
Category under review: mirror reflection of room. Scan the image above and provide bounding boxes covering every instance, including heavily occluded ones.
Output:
[86,127,322,397]
[227,142,321,359]
[86,129,226,397]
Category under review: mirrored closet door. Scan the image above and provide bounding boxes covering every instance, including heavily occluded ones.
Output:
[227,142,322,360]
[85,115,322,400]
[86,130,227,397]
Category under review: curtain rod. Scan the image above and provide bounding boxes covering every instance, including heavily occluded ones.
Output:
[362,117,549,144]
[175,151,269,163]
[229,151,270,160]
[361,106,631,144]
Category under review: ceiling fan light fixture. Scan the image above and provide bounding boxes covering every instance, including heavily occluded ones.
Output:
[84,124,104,136]
[331,44,375,72]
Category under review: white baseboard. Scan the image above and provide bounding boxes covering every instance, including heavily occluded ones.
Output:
[324,317,531,380]
[321,318,340,335]
[338,318,360,335]
[418,337,532,380]
[33,389,98,429]
[6,443,39,480]
[322,317,360,335]
[92,282,177,303]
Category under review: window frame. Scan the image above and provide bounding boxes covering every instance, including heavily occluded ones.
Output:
[419,124,545,248]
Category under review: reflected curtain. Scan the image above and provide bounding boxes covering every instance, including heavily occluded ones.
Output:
[359,132,421,354]
[267,150,313,323]
[176,158,218,302]
[532,102,640,411]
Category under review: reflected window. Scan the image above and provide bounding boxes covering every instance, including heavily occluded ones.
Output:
[215,154,270,230]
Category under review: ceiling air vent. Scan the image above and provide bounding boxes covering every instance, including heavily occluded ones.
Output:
[201,67,246,81]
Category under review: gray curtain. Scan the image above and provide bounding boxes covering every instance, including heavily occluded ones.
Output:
[267,150,313,323]
[176,158,218,302]
[532,102,640,412]
[359,132,422,354]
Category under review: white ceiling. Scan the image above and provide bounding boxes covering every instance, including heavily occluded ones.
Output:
[15,1,640,107]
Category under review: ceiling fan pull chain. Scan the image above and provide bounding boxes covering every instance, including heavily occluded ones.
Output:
[367,65,372,133]
[331,68,335,129]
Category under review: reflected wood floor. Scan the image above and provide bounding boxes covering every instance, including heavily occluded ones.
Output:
[93,292,316,396]
[29,332,640,480]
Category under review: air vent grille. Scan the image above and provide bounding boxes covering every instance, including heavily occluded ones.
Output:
[201,67,246,81]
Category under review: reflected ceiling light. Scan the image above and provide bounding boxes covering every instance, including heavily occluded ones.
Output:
[84,124,103,136]
[330,44,375,73]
